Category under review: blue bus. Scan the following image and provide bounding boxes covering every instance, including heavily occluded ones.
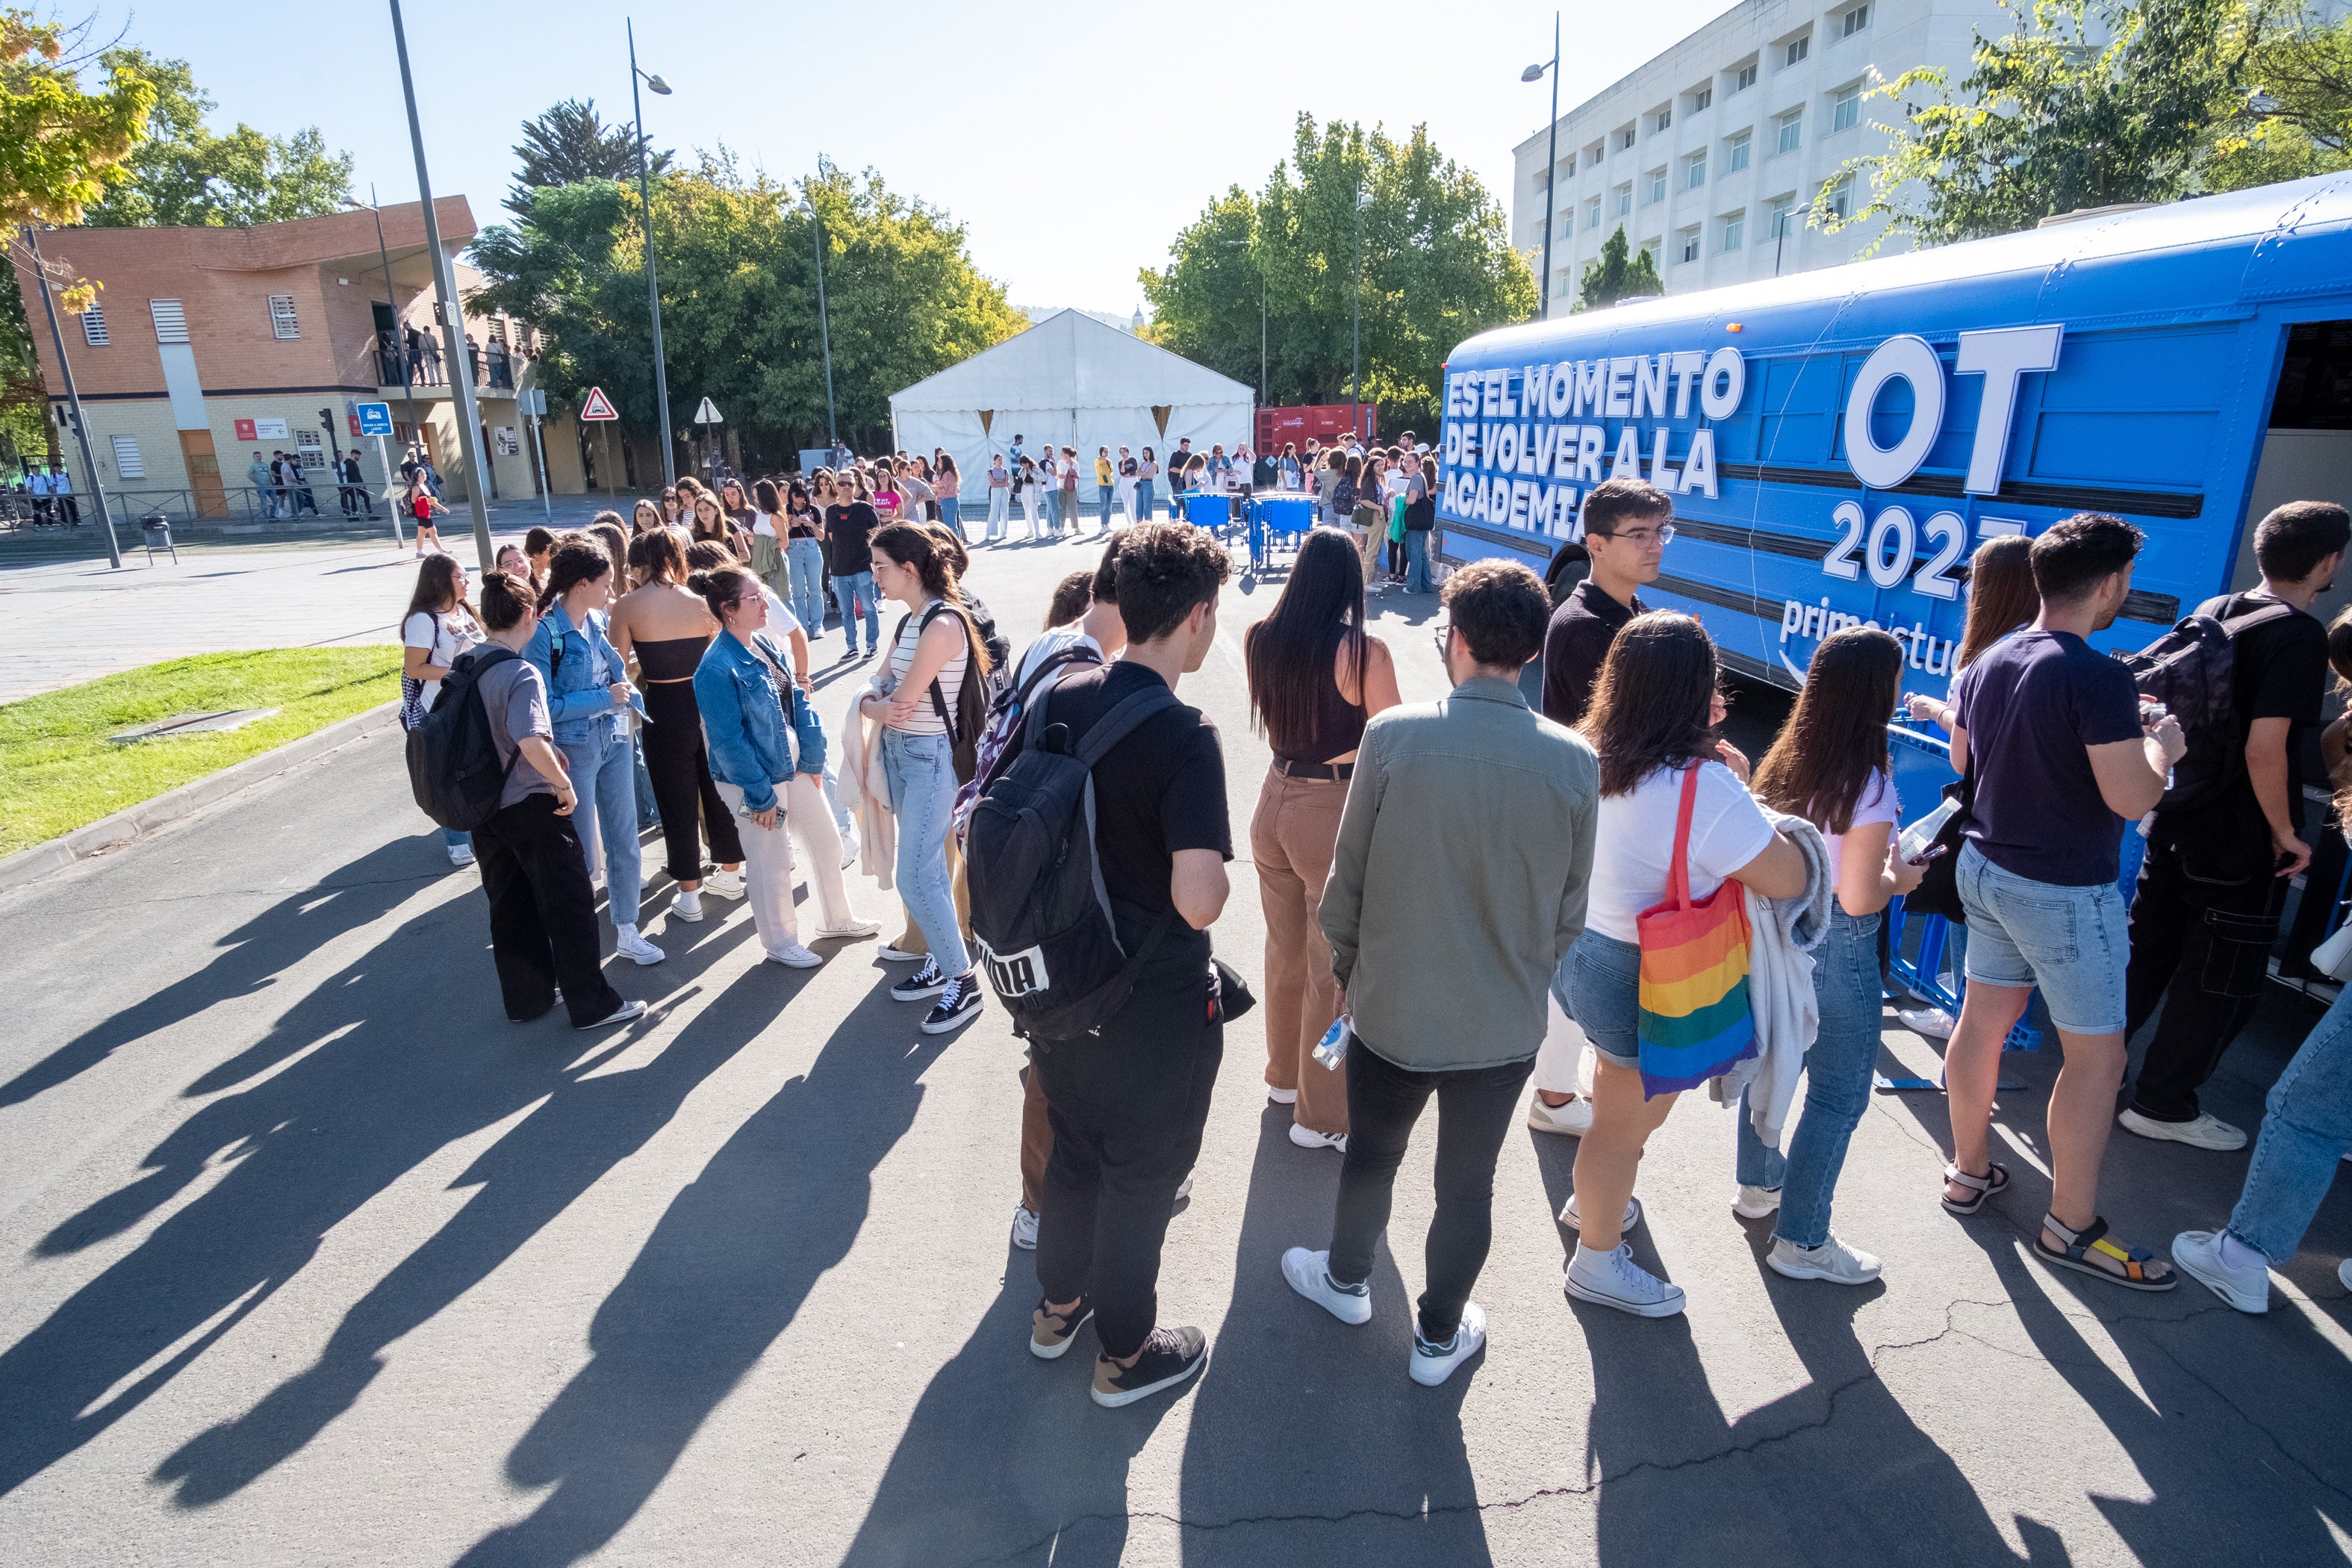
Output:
[1436,175,2352,727]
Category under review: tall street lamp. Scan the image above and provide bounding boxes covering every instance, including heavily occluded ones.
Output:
[345,187,423,467]
[19,225,121,568]
[1524,13,1561,320]
[1351,186,1372,441]
[629,19,676,488]
[800,192,838,448]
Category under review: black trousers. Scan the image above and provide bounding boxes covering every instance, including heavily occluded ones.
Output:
[472,793,625,1026]
[2124,825,2287,1122]
[640,678,744,884]
[1328,1038,1534,1345]
[1035,965,1223,1360]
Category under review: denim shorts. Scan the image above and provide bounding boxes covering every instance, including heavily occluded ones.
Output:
[1955,841,2129,1035]
[1567,933,1644,1071]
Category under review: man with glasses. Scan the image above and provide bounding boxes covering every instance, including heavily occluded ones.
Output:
[1528,476,1674,1136]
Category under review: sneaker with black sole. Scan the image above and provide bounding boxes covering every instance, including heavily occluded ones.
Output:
[1030,1294,1093,1359]
[1090,1326,1208,1407]
[921,973,983,1033]
[890,958,947,1001]
[575,998,648,1031]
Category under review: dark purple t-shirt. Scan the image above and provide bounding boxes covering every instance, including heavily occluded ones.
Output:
[1953,629,2144,886]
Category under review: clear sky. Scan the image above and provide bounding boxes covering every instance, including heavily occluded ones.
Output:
[111,0,1731,314]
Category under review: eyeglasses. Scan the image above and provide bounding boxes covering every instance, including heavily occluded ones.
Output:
[1594,523,1675,547]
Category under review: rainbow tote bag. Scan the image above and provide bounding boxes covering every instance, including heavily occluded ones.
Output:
[1634,765,1758,1098]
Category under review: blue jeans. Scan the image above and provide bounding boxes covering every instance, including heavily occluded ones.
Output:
[2227,985,2352,1263]
[559,723,645,930]
[880,728,969,976]
[1403,529,1431,592]
[834,570,880,652]
[1097,485,1115,528]
[444,827,472,850]
[630,732,660,830]
[786,538,826,638]
[1735,908,1884,1248]
[938,496,962,535]
[1048,489,1065,530]
[1567,933,1643,1071]
[1134,480,1154,520]
[1957,841,2129,1034]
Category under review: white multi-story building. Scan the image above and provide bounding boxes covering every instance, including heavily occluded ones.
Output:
[1513,0,2012,313]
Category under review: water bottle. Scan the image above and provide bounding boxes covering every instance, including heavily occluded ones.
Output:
[1312,1014,1351,1071]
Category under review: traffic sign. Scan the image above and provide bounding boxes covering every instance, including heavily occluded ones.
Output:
[520,387,547,417]
[355,401,393,435]
[580,385,620,422]
[692,396,723,425]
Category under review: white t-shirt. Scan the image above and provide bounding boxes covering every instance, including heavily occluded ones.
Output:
[1823,769,1900,872]
[753,509,780,538]
[886,598,968,736]
[756,586,805,639]
[1012,627,1104,691]
[403,607,482,709]
[1584,760,1778,944]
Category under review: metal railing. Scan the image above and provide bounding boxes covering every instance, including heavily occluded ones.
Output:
[373,343,521,391]
[0,483,396,531]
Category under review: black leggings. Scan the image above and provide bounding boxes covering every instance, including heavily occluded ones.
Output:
[1326,1037,1534,1345]
[639,678,744,883]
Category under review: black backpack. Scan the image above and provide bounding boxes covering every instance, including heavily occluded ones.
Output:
[964,673,1180,1041]
[895,601,992,784]
[952,640,1107,841]
[1542,538,1592,608]
[405,645,521,830]
[959,588,1015,695]
[2115,594,2296,811]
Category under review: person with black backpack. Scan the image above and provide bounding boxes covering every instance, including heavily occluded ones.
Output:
[969,522,1235,1408]
[864,522,995,1034]
[2119,500,2349,1152]
[444,570,644,1031]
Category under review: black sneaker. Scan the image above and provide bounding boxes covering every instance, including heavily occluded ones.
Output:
[1030,1293,1093,1360]
[1090,1325,1208,1407]
[890,957,946,1002]
[921,972,984,1034]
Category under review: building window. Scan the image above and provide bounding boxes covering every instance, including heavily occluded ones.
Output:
[1693,85,1713,112]
[1588,143,1605,167]
[149,299,188,343]
[1679,227,1702,264]
[1614,184,1633,217]
[1770,193,1801,240]
[1728,130,1752,172]
[1735,62,1758,93]
[79,302,108,346]
[1785,34,1811,66]
[1534,169,1551,194]
[1824,175,1855,220]
[1647,167,1667,204]
[1777,108,1804,154]
[1841,4,1870,37]
[1641,239,1664,273]
[1686,151,1708,189]
[110,435,143,479]
[1585,196,1602,230]
[1832,83,1862,133]
[1655,107,1673,134]
[268,294,299,339]
[1722,211,1746,252]
[1620,125,1637,151]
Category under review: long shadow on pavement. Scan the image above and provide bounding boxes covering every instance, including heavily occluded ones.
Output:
[447,991,953,1567]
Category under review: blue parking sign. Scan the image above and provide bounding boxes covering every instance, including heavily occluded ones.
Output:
[355,402,393,435]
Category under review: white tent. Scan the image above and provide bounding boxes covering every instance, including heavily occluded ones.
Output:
[889,310,1254,510]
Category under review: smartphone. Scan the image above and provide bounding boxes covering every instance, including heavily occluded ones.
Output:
[1906,842,1951,868]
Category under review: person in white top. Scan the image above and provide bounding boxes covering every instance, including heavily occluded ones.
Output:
[986,452,1011,541]
[1561,612,1808,1319]
[400,553,486,865]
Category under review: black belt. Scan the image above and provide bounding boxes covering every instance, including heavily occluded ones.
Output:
[1273,757,1353,781]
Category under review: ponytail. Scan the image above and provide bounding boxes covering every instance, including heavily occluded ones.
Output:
[536,538,614,614]
[479,570,537,632]
[687,564,757,623]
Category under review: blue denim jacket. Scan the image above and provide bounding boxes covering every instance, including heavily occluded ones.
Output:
[523,604,630,746]
[694,629,825,815]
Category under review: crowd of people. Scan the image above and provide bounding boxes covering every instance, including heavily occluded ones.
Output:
[393,460,2352,1410]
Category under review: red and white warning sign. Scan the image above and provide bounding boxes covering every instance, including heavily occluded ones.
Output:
[579,385,619,422]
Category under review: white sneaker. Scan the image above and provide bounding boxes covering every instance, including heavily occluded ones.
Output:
[669,889,704,924]
[1409,1301,1487,1387]
[1565,1242,1687,1318]
[1175,1173,1193,1202]
[575,998,648,1031]
[447,842,476,868]
[703,868,747,900]
[812,918,882,941]
[1734,1184,1783,1219]
[1281,1246,1372,1325]
[2171,1229,2270,1313]
[1896,1005,1955,1040]
[1289,1123,1347,1153]
[2118,1109,2248,1151]
[876,941,924,962]
[765,942,823,969]
[1528,1094,1593,1136]
[838,827,860,869]
[613,926,665,966]
[1266,1086,1299,1106]
[1010,1203,1039,1251]
[1767,1232,1882,1286]
[1559,1192,1643,1234]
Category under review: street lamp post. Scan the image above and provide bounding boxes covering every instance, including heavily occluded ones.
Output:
[801,193,838,447]
[20,225,121,568]
[1524,13,1561,320]
[628,19,676,488]
[347,187,422,473]
[1352,187,1372,440]
[388,0,495,567]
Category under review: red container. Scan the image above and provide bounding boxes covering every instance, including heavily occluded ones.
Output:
[1254,404,1378,452]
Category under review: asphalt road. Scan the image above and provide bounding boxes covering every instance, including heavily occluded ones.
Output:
[1,531,2348,1567]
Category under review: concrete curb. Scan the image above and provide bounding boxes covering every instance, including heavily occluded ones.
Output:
[0,698,404,893]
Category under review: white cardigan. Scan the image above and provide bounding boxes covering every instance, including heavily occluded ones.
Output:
[835,688,898,888]
[1711,807,1832,1148]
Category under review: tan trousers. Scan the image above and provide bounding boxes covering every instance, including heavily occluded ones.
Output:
[1018,1054,1054,1212]
[894,830,974,956]
[715,776,860,956]
[1250,765,1351,1136]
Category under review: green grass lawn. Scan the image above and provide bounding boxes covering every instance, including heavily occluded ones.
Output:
[0,648,401,857]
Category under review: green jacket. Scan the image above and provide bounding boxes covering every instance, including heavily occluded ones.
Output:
[1320,676,1599,1072]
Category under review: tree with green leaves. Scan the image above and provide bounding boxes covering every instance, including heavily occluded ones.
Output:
[78,48,350,228]
[1141,114,1533,433]
[506,98,669,217]
[0,12,154,232]
[2203,5,2352,190]
[1576,226,1664,311]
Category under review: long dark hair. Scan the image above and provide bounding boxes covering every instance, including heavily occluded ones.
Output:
[537,538,614,613]
[403,553,467,623]
[753,478,783,514]
[1752,626,1902,833]
[872,521,994,679]
[1245,529,1366,750]
[1956,534,2038,671]
[1581,612,1723,798]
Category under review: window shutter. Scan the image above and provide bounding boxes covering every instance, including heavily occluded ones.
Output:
[110,435,144,479]
[269,294,300,339]
[149,299,189,343]
[81,302,108,346]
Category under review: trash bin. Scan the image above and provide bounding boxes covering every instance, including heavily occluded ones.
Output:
[141,511,178,564]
